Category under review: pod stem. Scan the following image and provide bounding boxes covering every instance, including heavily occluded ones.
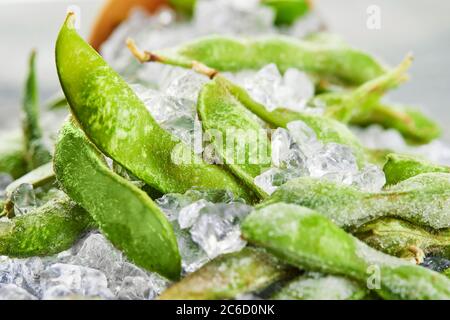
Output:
[126,38,219,79]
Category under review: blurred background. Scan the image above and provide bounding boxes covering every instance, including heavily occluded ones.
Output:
[0,0,449,141]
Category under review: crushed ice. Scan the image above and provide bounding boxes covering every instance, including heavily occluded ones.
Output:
[254,120,386,195]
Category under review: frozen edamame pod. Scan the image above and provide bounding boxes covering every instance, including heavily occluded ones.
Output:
[261,0,310,25]
[128,34,387,86]
[350,103,441,144]
[56,13,253,202]
[159,247,294,300]
[263,173,450,229]
[383,153,450,185]
[0,131,27,179]
[272,273,368,300]
[242,203,450,299]
[54,120,182,280]
[354,218,450,262]
[198,76,271,199]
[168,0,196,15]
[0,191,94,257]
[313,55,412,122]
[22,51,51,170]
[217,76,368,166]
[1,162,55,218]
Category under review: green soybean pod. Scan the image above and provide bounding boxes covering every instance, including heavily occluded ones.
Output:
[261,0,310,25]
[198,77,271,199]
[272,273,368,300]
[159,247,294,300]
[54,120,181,280]
[0,131,27,179]
[128,34,387,86]
[0,191,94,257]
[22,51,51,170]
[350,103,441,144]
[383,153,450,185]
[55,13,252,202]
[168,0,196,15]
[313,55,412,122]
[242,203,450,300]
[263,173,450,230]
[354,218,450,261]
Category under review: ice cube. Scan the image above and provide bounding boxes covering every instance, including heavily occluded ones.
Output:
[271,128,294,167]
[353,164,386,192]
[12,183,37,216]
[164,70,209,103]
[276,69,315,112]
[178,199,211,229]
[254,168,286,195]
[286,120,321,156]
[307,143,358,184]
[69,233,123,285]
[190,203,251,259]
[40,263,114,299]
[117,276,151,300]
[245,64,282,111]
[0,284,36,300]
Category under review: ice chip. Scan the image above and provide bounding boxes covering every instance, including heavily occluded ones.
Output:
[190,203,252,258]
[178,199,211,229]
[40,263,113,299]
[165,70,209,103]
[117,276,151,300]
[69,233,123,286]
[286,120,321,155]
[245,64,282,111]
[0,284,36,300]
[353,164,386,192]
[307,143,358,184]
[276,69,315,112]
[12,183,37,216]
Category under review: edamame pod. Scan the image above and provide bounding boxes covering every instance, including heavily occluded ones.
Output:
[383,153,449,185]
[354,218,450,262]
[159,247,294,300]
[22,51,51,170]
[350,103,441,144]
[0,131,27,179]
[56,13,253,202]
[0,191,94,257]
[198,77,271,198]
[54,120,181,280]
[263,173,450,229]
[261,0,310,25]
[313,55,412,122]
[242,203,450,299]
[272,273,368,300]
[128,34,387,85]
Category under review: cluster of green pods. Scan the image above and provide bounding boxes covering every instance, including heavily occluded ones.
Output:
[1,9,450,301]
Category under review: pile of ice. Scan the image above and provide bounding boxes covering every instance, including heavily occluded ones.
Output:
[254,120,386,195]
[0,186,252,300]
[0,233,168,300]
